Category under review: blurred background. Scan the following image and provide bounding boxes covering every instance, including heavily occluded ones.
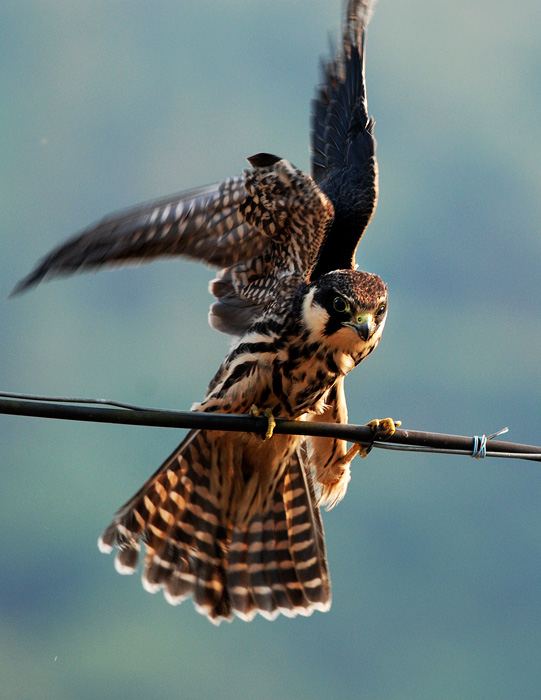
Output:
[1,1,540,698]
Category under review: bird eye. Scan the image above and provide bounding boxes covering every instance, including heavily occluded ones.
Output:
[376,302,387,317]
[333,297,350,313]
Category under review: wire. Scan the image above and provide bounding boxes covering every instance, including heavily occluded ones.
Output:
[0,391,540,462]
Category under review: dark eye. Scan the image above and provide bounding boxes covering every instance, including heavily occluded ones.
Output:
[333,296,350,313]
[376,302,387,317]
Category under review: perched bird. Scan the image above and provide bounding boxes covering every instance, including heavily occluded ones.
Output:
[14,0,397,622]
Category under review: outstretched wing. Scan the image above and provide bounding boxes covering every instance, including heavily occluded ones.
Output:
[13,154,334,334]
[311,0,378,278]
[13,178,260,293]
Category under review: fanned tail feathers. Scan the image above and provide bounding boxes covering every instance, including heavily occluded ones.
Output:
[227,443,330,621]
[98,431,330,623]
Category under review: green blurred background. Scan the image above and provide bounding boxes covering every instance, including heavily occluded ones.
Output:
[2,1,540,698]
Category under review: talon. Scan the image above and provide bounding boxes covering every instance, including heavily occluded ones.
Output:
[251,405,276,441]
[356,417,401,458]
[332,418,402,464]
[366,417,401,441]
[263,408,276,440]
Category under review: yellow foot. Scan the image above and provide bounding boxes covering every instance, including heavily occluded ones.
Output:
[251,405,276,441]
[366,417,402,439]
[360,417,402,458]
[328,417,403,468]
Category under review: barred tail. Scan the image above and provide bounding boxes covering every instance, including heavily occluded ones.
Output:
[99,430,330,623]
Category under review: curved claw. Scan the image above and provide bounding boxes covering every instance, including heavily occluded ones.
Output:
[359,417,402,458]
[251,404,276,441]
[366,417,402,439]
[329,416,403,466]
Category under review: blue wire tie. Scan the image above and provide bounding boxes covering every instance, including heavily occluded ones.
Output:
[472,427,509,459]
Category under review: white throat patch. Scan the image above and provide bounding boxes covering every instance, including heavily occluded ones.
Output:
[301,287,330,340]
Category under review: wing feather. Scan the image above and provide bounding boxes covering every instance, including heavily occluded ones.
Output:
[13,158,333,314]
[311,0,379,277]
[14,156,334,338]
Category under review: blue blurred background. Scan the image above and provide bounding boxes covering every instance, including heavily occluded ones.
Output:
[1,2,540,698]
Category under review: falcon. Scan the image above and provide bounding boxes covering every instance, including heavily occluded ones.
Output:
[14,0,396,622]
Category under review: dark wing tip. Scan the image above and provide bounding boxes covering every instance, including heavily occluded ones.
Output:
[10,265,48,297]
[10,241,96,297]
[247,153,282,168]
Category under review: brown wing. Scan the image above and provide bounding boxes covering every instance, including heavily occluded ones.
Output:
[13,179,256,293]
[13,155,334,337]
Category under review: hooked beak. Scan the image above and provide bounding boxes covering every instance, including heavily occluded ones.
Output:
[342,313,374,341]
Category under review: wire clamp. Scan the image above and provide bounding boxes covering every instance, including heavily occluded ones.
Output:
[472,427,509,459]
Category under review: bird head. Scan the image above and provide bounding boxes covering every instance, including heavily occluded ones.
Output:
[302,269,388,360]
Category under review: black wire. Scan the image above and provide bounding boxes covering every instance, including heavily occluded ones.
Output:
[0,392,539,462]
